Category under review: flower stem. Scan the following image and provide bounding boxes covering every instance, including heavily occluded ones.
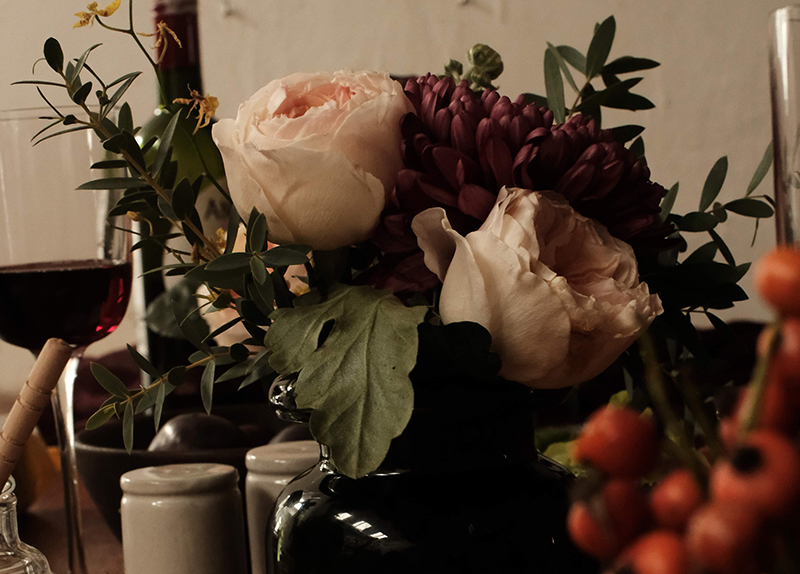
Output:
[740,322,782,436]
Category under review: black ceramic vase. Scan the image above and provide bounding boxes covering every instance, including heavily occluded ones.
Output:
[266,376,597,574]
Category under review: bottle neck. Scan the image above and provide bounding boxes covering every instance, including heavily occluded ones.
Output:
[0,492,21,549]
[154,0,203,104]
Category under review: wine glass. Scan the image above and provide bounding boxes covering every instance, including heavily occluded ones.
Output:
[0,107,132,574]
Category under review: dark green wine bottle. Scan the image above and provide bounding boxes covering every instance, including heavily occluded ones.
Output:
[137,0,227,379]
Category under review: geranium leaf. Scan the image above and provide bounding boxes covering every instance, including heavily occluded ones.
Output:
[265,285,427,478]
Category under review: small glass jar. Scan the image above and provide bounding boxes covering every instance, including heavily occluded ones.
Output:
[0,477,51,573]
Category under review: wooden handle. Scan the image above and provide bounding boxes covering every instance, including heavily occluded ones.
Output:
[0,338,73,487]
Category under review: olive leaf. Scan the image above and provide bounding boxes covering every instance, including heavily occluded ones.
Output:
[265,285,427,478]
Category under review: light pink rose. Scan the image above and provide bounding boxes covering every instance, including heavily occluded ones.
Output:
[213,70,413,250]
[412,187,663,389]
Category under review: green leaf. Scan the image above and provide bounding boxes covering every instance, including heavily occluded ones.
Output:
[153,112,180,177]
[544,48,566,124]
[118,102,134,134]
[259,247,311,267]
[101,72,142,119]
[123,401,134,454]
[43,38,64,73]
[91,159,129,170]
[171,178,195,220]
[154,383,166,432]
[247,274,276,316]
[11,80,67,88]
[574,77,642,113]
[201,360,216,414]
[203,316,243,344]
[68,43,102,85]
[660,182,679,222]
[602,92,655,111]
[724,198,774,218]
[126,344,161,379]
[266,285,427,478]
[90,363,130,399]
[745,142,774,197]
[609,125,644,144]
[250,257,268,285]
[248,213,269,253]
[229,343,249,362]
[629,136,645,160]
[225,207,241,255]
[33,126,92,146]
[677,211,718,232]
[683,242,718,265]
[85,405,115,431]
[205,252,252,273]
[699,156,728,212]
[602,56,660,74]
[556,45,586,74]
[72,82,92,105]
[709,229,735,266]
[547,42,579,92]
[172,298,212,353]
[145,279,208,341]
[77,177,148,190]
[585,16,616,78]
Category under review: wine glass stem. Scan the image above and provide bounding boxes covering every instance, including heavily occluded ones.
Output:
[50,351,89,574]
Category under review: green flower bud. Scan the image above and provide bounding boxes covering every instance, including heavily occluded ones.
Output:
[467,44,504,80]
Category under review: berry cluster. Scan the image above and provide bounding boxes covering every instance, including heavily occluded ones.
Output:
[567,246,800,574]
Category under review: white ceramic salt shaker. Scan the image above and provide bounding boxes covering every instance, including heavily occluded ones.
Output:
[120,463,248,574]
[245,440,319,574]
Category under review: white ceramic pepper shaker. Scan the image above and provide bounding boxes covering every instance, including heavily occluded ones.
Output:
[120,463,248,574]
[245,440,319,574]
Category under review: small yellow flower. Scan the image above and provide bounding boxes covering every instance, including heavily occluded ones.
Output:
[174,88,220,135]
[140,21,182,63]
[74,0,121,28]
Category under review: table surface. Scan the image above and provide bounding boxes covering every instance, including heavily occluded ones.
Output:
[19,477,123,574]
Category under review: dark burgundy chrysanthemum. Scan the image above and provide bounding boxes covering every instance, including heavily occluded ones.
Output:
[369,74,672,293]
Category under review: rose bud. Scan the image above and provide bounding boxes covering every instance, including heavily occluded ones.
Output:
[711,430,800,521]
[572,406,659,478]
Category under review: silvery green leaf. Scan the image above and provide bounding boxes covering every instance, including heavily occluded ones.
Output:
[544,49,566,124]
[201,360,216,414]
[699,157,728,212]
[745,142,773,197]
[90,363,129,399]
[585,16,616,78]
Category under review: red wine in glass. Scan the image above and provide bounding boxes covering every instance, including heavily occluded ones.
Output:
[0,259,132,352]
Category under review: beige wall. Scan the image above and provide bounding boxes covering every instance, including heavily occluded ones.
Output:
[0,0,788,396]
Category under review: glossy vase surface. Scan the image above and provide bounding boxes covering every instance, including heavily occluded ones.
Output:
[267,378,595,574]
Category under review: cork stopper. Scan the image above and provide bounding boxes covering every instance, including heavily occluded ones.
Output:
[0,338,73,487]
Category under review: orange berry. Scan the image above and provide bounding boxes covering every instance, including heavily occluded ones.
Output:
[685,502,762,574]
[567,478,650,560]
[649,469,704,532]
[775,317,800,380]
[719,377,795,450]
[612,531,688,574]
[755,247,800,316]
[568,501,616,561]
[573,406,659,478]
[711,430,800,520]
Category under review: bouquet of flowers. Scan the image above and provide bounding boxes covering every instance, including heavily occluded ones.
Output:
[18,4,773,485]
